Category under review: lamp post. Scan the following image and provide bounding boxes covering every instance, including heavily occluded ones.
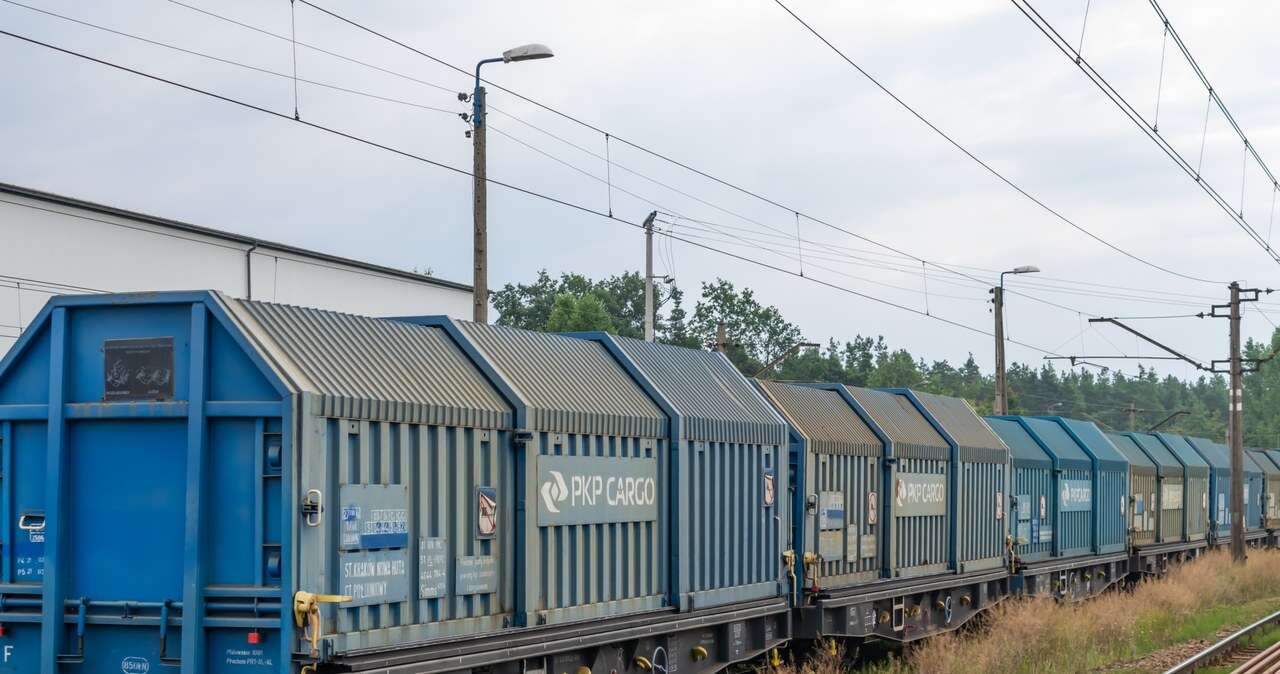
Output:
[993,265,1040,414]
[471,43,554,323]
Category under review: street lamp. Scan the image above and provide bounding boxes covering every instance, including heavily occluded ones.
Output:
[470,43,555,323]
[992,265,1040,414]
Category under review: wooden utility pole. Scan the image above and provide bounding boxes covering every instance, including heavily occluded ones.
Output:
[715,322,727,353]
[472,85,488,323]
[1228,281,1245,563]
[643,211,656,341]
[993,286,1008,415]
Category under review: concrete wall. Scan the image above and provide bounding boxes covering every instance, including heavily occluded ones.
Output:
[0,186,472,351]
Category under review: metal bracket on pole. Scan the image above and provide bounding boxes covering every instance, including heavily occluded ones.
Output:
[1086,318,1210,371]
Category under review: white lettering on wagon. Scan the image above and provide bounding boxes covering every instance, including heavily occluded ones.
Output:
[893,474,947,517]
[537,455,659,526]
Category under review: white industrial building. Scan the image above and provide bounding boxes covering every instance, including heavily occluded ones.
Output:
[0,182,472,352]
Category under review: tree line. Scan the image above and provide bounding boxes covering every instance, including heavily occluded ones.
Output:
[492,270,1280,447]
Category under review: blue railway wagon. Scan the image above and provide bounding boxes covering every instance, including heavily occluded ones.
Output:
[835,387,951,579]
[1124,433,1186,544]
[987,417,1125,599]
[1106,433,1158,547]
[1018,418,1095,557]
[1242,450,1266,531]
[894,391,1007,574]
[1155,434,1211,541]
[1246,450,1280,530]
[1185,437,1239,541]
[1049,419,1129,555]
[572,333,790,611]
[0,291,537,673]
[984,418,1054,563]
[754,380,884,592]
[407,319,673,626]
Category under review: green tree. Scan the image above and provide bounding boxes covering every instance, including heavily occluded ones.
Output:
[544,293,615,333]
[690,278,803,374]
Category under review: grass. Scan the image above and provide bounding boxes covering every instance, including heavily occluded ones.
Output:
[777,549,1280,674]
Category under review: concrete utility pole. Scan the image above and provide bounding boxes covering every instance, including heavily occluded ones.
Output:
[643,211,656,342]
[1228,281,1245,563]
[470,43,554,323]
[715,322,727,353]
[993,265,1039,415]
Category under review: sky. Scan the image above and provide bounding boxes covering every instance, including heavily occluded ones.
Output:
[2,0,1279,381]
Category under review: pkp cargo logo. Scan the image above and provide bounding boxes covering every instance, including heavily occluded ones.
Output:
[540,470,569,514]
[535,455,658,525]
[121,656,151,674]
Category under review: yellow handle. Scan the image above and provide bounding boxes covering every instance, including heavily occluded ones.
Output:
[294,591,353,658]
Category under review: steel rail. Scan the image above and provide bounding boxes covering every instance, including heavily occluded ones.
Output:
[1164,607,1280,673]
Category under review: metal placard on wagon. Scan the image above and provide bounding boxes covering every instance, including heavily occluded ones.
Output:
[536,454,658,526]
[103,337,175,401]
[339,484,409,551]
[892,473,946,517]
[1060,479,1093,513]
[456,555,498,595]
[1161,483,1184,510]
[339,548,410,607]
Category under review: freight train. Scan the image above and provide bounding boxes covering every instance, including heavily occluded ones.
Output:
[0,291,1275,673]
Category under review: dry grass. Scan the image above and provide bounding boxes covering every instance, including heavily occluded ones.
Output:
[779,549,1280,674]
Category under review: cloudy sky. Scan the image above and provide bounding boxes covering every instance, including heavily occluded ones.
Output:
[3,0,1278,380]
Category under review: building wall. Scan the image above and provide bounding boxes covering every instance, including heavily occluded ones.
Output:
[0,186,472,351]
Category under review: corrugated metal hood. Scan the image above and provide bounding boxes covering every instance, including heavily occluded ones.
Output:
[755,379,882,457]
[224,296,513,428]
[601,335,787,445]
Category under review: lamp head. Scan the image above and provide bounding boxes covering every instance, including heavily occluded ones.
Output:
[502,43,554,63]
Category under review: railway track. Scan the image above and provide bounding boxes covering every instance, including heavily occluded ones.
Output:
[1164,609,1280,673]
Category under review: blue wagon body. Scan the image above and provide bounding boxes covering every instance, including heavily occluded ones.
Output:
[1018,418,1095,557]
[984,418,1053,562]
[1186,437,1237,539]
[1241,450,1265,530]
[568,333,790,611]
[892,391,1007,574]
[0,292,298,674]
[1050,419,1129,555]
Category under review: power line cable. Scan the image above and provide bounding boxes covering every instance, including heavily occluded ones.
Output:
[1147,0,1279,193]
[1009,0,1280,266]
[771,0,1223,284]
[10,0,1208,320]
[286,0,1221,287]
[0,27,1072,360]
[167,0,1239,306]
[0,0,462,116]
